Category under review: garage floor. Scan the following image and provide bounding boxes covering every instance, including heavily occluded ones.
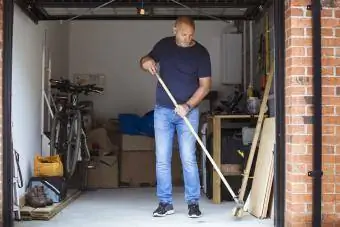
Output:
[15,187,273,227]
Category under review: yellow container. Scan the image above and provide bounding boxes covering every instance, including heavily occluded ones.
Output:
[34,155,63,177]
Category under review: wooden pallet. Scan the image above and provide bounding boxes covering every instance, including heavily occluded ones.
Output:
[19,189,82,221]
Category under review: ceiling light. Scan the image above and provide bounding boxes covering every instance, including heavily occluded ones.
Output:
[140,8,145,15]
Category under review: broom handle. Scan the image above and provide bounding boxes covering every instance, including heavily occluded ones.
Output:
[154,72,239,201]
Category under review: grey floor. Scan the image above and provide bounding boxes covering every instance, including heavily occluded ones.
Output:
[15,187,273,227]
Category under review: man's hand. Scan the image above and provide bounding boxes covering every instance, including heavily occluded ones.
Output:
[175,104,190,118]
[141,56,157,75]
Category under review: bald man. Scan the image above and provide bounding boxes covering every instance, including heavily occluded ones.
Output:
[140,16,211,218]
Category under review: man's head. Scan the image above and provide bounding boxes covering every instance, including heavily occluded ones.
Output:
[173,16,195,47]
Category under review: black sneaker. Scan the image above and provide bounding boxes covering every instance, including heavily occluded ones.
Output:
[152,202,175,217]
[188,203,202,218]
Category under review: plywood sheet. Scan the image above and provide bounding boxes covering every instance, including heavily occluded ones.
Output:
[248,117,275,218]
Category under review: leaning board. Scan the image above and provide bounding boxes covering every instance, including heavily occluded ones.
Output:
[20,189,81,221]
[248,117,275,218]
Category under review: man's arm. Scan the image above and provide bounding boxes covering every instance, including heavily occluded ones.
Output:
[186,77,211,108]
[186,48,212,108]
[140,39,162,72]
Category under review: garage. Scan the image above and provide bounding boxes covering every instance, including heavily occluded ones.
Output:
[3,0,335,226]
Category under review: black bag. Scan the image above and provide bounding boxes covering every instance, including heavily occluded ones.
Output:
[205,129,253,201]
[27,176,67,203]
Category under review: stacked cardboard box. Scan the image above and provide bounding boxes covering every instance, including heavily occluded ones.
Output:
[120,134,183,187]
[120,135,156,187]
[90,118,184,188]
[86,128,119,188]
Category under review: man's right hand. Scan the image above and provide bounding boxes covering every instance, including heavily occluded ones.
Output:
[141,57,157,75]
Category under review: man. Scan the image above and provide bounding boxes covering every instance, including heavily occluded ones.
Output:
[139,16,211,218]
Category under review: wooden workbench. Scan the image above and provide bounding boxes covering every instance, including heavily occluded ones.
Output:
[206,114,260,204]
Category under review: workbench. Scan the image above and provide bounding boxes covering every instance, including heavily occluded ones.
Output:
[206,114,260,204]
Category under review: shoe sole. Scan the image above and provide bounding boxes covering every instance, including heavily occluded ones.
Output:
[188,214,202,218]
[153,210,175,217]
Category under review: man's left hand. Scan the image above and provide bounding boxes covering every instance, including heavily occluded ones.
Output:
[175,104,190,118]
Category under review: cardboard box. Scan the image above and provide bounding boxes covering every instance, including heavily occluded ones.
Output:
[87,154,119,188]
[87,128,119,155]
[120,150,156,187]
[121,134,155,151]
[120,149,183,187]
[102,119,122,150]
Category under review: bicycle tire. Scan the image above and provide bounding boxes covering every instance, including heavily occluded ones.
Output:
[65,110,81,179]
[50,112,67,157]
[79,111,91,162]
[81,130,91,161]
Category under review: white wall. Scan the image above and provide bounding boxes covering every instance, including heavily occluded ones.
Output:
[69,20,237,120]
[46,22,70,80]
[11,15,240,196]
[12,5,69,196]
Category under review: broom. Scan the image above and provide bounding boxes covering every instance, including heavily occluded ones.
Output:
[154,72,244,211]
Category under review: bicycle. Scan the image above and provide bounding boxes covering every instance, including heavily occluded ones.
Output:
[49,78,103,179]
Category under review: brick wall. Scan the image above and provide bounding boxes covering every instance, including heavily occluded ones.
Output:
[285,0,340,226]
[0,0,3,221]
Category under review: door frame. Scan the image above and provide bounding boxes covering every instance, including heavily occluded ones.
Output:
[1,1,286,227]
[2,0,14,226]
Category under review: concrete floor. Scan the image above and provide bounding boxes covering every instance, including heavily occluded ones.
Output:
[15,187,273,227]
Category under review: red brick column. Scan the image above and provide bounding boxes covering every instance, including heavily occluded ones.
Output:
[285,0,340,226]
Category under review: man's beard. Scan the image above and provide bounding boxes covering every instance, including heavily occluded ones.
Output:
[179,43,190,47]
[177,41,191,47]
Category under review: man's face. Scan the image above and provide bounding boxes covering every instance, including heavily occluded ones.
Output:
[175,23,195,47]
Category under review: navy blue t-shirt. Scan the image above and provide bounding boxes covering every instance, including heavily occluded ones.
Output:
[148,36,211,109]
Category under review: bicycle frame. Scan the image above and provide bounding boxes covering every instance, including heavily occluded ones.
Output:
[56,91,90,155]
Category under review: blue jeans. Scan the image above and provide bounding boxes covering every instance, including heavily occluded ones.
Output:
[154,104,201,205]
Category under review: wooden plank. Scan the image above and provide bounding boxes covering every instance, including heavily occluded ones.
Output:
[237,65,274,203]
[19,206,35,219]
[248,117,275,218]
[243,190,251,212]
[20,189,81,221]
[31,190,81,219]
[261,163,274,218]
[269,188,274,222]
[212,115,261,119]
[212,117,221,204]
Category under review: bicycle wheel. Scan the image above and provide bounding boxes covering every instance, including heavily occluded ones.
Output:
[50,112,67,156]
[81,129,91,161]
[65,110,81,179]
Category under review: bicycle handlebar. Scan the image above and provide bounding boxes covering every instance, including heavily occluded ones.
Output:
[50,78,103,95]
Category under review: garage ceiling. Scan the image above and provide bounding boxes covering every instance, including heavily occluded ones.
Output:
[15,0,271,23]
